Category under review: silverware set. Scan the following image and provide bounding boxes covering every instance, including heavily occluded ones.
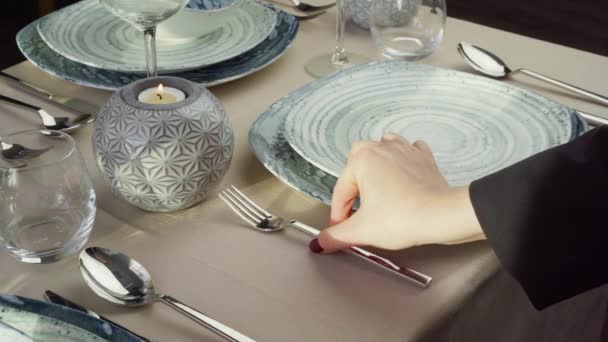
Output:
[0,73,95,133]
[0,74,96,165]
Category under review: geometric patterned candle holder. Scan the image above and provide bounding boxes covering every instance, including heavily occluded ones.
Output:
[93,76,234,212]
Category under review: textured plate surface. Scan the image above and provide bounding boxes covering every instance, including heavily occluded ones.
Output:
[284,61,582,185]
[249,62,586,206]
[0,294,142,342]
[17,6,297,90]
[37,0,277,73]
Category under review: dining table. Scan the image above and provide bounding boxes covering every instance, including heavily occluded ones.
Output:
[2,7,608,342]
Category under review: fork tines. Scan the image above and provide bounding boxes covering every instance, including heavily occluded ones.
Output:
[219,186,272,227]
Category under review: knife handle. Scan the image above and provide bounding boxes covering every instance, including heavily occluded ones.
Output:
[288,220,432,288]
[0,71,55,100]
[0,93,40,111]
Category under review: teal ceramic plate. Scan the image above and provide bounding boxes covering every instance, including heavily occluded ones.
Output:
[37,0,277,73]
[283,61,585,185]
[0,294,142,341]
[17,5,297,90]
[249,61,587,205]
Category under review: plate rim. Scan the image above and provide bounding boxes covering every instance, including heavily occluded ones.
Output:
[0,294,143,342]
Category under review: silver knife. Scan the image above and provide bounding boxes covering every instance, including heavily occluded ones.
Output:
[44,290,151,342]
[0,71,57,101]
[288,220,433,288]
[574,109,608,127]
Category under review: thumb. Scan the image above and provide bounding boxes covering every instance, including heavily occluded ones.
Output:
[310,212,367,253]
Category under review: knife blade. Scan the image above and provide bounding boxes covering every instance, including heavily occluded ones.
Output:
[43,290,151,342]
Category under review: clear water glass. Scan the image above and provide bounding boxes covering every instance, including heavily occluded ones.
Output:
[99,0,189,77]
[370,0,446,61]
[0,130,96,263]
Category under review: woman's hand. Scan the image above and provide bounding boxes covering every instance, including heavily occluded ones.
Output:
[310,133,484,253]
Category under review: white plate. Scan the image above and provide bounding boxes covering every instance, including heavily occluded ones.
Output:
[37,0,277,73]
[283,61,582,185]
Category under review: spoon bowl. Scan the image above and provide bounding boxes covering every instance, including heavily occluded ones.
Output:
[79,247,255,342]
[1,141,52,160]
[457,42,510,78]
[79,248,155,307]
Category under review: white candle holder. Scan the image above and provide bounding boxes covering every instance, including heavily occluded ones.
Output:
[93,76,234,212]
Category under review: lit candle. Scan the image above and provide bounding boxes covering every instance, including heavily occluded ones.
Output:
[137,83,185,104]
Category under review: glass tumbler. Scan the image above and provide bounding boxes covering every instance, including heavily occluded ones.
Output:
[0,130,96,263]
[370,0,446,61]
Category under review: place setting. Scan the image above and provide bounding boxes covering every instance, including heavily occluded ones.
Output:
[1,0,608,340]
[17,0,300,89]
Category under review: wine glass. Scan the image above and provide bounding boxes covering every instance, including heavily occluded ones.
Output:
[99,0,189,77]
[304,0,371,78]
[370,0,446,60]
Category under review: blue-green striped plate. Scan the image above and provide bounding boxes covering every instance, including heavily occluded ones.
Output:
[16,4,298,90]
[250,61,586,205]
[283,61,585,185]
[0,294,142,341]
[37,0,277,73]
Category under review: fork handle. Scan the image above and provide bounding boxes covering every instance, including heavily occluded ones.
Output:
[288,220,432,288]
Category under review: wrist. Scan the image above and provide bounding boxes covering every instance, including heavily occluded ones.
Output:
[424,186,484,245]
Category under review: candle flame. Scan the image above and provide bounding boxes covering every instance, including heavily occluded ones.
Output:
[156,83,164,100]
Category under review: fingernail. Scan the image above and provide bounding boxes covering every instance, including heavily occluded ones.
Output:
[309,238,324,254]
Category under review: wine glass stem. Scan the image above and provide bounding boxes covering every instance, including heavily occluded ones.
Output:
[332,0,348,64]
[143,26,158,77]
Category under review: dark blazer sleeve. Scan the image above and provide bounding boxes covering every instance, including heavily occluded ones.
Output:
[469,126,608,310]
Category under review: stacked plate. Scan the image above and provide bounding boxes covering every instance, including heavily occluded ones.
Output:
[0,294,142,341]
[249,61,587,206]
[17,0,299,90]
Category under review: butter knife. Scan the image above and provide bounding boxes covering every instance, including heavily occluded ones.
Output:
[288,220,433,288]
[43,290,151,342]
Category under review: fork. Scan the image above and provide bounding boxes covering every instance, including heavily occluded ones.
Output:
[219,186,432,288]
[265,0,335,13]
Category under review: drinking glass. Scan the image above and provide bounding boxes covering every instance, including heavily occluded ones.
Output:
[99,0,189,77]
[0,130,96,263]
[370,0,446,61]
[304,0,371,78]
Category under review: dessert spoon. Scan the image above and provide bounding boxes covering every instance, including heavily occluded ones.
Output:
[457,42,608,106]
[79,247,255,342]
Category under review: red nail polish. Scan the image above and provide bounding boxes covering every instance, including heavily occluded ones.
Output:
[309,238,324,253]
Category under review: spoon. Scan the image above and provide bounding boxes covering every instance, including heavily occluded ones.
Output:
[0,141,51,160]
[79,247,255,342]
[0,94,94,133]
[457,42,608,106]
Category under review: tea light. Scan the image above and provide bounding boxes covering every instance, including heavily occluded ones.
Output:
[137,83,185,104]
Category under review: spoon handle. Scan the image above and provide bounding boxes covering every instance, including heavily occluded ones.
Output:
[158,295,255,342]
[518,69,608,106]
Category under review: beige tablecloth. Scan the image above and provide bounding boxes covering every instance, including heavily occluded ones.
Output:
[1,9,608,341]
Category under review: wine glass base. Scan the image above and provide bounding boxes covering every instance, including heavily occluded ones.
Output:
[304,53,371,78]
